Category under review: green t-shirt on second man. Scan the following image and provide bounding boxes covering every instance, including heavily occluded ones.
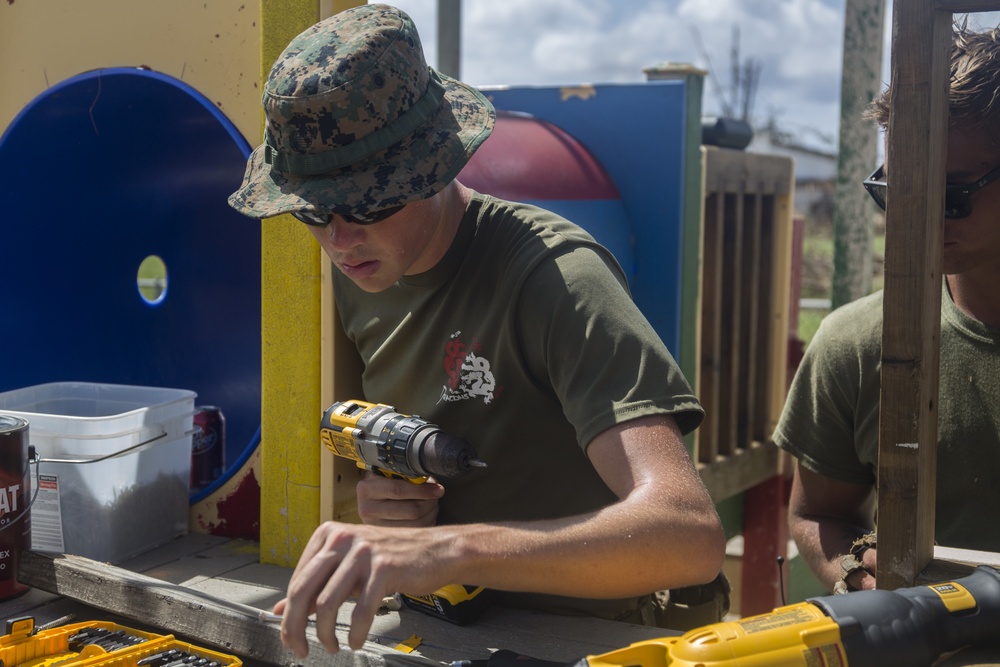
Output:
[774,284,1000,551]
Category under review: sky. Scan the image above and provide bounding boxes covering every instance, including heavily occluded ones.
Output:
[389,0,1000,154]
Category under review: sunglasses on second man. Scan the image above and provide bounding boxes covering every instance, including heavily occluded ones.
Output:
[292,203,406,226]
[863,162,1000,219]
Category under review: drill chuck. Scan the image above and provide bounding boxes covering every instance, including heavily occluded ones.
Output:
[407,428,487,478]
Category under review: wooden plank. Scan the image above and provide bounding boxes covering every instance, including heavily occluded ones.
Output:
[15,544,671,667]
[16,550,433,667]
[702,147,793,196]
[121,533,233,574]
[876,3,952,590]
[932,546,1000,569]
[140,539,262,587]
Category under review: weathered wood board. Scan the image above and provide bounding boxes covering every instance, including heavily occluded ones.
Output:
[7,536,669,667]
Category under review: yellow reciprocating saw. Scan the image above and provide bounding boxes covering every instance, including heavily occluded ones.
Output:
[466,565,1000,667]
[319,399,491,625]
[587,565,1000,667]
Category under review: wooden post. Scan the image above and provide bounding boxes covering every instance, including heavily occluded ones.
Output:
[875,0,951,590]
[260,0,367,567]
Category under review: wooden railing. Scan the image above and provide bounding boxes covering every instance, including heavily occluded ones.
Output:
[695,146,796,503]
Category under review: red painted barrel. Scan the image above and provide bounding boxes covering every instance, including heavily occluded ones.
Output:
[0,415,30,599]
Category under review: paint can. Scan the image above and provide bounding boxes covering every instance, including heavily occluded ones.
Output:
[0,414,30,600]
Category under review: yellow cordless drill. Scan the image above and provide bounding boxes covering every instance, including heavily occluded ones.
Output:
[319,399,490,624]
[320,400,486,481]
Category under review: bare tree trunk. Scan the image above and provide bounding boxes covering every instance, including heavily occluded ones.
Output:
[831,0,885,309]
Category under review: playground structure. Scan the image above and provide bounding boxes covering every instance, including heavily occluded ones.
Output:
[0,0,799,616]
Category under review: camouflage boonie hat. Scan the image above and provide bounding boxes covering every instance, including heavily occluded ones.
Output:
[228,3,495,219]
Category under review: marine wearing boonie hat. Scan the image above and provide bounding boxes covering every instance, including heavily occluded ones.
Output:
[228,3,495,220]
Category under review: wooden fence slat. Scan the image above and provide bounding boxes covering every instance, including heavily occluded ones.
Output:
[718,193,744,457]
[699,192,724,464]
[737,193,764,450]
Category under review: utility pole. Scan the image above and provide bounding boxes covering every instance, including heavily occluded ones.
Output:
[831,0,885,309]
[437,0,461,80]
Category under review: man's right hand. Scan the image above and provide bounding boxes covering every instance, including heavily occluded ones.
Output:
[356,472,443,526]
[842,545,877,591]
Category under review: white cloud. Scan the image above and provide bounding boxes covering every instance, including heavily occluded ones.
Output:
[387,1,1000,152]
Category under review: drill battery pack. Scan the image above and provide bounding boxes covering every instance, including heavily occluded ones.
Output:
[400,584,493,625]
[1,617,242,667]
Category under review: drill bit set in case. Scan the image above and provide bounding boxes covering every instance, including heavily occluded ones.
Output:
[1,617,241,667]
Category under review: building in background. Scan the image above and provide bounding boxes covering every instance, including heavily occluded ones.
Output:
[749,121,837,219]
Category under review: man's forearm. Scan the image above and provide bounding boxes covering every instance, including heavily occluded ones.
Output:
[443,491,725,598]
[790,515,872,592]
[787,463,877,592]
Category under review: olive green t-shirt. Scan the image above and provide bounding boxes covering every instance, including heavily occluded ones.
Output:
[333,192,704,620]
[773,284,1000,550]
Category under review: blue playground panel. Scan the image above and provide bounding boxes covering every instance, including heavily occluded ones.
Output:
[478,82,692,356]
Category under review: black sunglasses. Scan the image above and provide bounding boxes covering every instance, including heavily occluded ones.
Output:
[863,163,1000,219]
[292,204,405,226]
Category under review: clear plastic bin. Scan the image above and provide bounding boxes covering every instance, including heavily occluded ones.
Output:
[0,382,196,563]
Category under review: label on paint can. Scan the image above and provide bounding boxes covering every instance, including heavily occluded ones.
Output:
[28,472,64,553]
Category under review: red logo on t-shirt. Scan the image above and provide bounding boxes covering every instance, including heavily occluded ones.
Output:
[440,332,500,404]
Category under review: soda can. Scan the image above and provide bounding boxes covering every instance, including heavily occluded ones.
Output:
[190,406,225,493]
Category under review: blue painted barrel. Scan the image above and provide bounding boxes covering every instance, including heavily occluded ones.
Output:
[0,69,260,472]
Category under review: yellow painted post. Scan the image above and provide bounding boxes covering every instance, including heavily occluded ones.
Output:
[258,0,320,567]
[258,0,366,568]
